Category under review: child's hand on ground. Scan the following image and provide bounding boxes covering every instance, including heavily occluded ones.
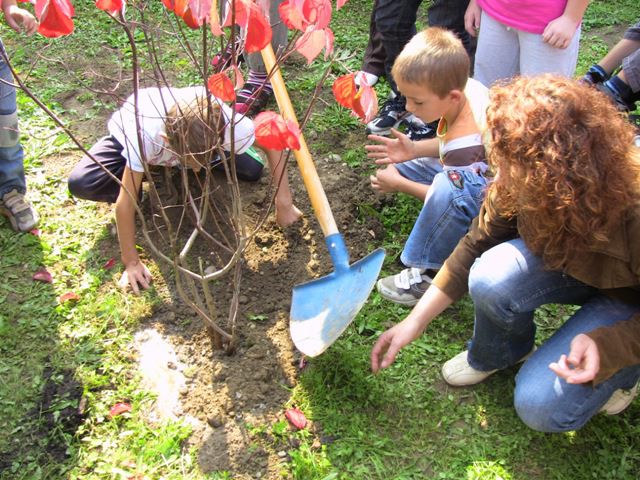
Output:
[118,260,153,295]
[464,0,481,37]
[366,128,415,165]
[542,15,577,49]
[3,4,38,36]
[276,203,303,228]
[548,333,600,384]
[370,165,403,194]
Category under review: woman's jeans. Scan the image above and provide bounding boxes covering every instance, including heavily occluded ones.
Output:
[467,238,640,432]
[0,40,25,198]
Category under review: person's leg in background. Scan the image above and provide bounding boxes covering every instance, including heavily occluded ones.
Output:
[0,40,36,232]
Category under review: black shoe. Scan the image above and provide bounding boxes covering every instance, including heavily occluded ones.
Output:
[235,81,273,116]
[595,81,635,112]
[402,116,437,141]
[366,94,410,136]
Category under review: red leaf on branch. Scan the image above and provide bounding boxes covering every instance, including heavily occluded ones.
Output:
[95,0,123,14]
[254,111,301,151]
[162,0,188,16]
[221,0,250,28]
[332,73,356,109]
[284,407,307,430]
[207,72,236,102]
[103,257,117,270]
[244,3,272,53]
[188,0,211,25]
[279,0,306,30]
[58,291,80,304]
[36,0,75,38]
[208,0,223,35]
[108,402,132,418]
[295,27,333,64]
[32,268,53,283]
[182,6,202,28]
[301,0,332,30]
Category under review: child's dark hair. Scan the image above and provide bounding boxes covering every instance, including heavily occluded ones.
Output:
[165,95,223,168]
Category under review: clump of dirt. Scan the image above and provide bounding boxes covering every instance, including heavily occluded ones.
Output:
[140,153,383,477]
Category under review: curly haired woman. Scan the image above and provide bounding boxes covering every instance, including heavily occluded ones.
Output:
[370,75,640,432]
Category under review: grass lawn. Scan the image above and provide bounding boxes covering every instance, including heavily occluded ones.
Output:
[0,0,639,479]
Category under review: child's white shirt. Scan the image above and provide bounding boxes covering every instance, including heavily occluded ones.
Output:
[107,86,255,173]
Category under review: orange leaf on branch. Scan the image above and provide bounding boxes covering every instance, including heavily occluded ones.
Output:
[36,0,75,38]
[254,111,301,151]
[294,26,333,64]
[207,72,236,102]
[332,72,378,123]
[95,0,123,14]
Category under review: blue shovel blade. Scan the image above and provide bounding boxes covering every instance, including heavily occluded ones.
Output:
[290,234,385,357]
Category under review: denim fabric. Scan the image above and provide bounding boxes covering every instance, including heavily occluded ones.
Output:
[400,167,487,270]
[0,40,26,197]
[466,238,640,432]
[395,156,442,185]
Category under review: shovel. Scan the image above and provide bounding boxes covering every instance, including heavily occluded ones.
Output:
[260,45,385,357]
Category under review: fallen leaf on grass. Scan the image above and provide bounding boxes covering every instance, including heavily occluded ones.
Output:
[33,269,53,283]
[285,407,307,430]
[109,402,132,418]
[30,228,41,236]
[58,291,80,304]
[103,257,116,270]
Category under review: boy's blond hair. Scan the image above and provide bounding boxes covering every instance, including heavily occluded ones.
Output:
[392,27,469,98]
[165,95,223,167]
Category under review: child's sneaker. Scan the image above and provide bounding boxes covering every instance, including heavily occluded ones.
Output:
[0,189,39,232]
[599,379,639,415]
[366,93,410,136]
[376,267,435,306]
[402,115,437,141]
[235,81,272,116]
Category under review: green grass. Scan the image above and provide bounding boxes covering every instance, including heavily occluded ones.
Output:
[1,0,639,479]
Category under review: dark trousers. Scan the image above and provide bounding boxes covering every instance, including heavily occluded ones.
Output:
[362,0,475,93]
[68,135,264,204]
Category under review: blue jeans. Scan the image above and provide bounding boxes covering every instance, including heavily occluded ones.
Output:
[0,39,25,198]
[396,158,487,270]
[467,238,640,432]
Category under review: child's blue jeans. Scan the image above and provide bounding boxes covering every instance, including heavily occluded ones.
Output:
[395,157,487,270]
[0,40,26,198]
[466,238,640,432]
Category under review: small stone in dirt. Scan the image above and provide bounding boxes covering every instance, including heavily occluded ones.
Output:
[235,392,243,400]
[179,386,189,396]
[277,451,287,458]
[207,415,225,428]
[238,295,249,305]
[167,361,177,370]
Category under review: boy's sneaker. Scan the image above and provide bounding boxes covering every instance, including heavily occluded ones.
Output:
[402,116,437,141]
[235,82,272,116]
[594,81,635,112]
[0,189,39,232]
[600,379,639,415]
[366,94,410,136]
[441,347,536,387]
[376,267,435,306]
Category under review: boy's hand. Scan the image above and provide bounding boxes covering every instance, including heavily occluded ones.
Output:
[370,165,403,194]
[548,334,600,384]
[275,202,303,228]
[464,0,481,37]
[366,128,415,165]
[3,4,38,36]
[118,260,153,295]
[542,15,577,49]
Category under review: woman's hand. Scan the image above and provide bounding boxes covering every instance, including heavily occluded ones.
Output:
[3,4,38,36]
[542,14,577,49]
[119,260,153,295]
[549,333,600,384]
[371,317,426,372]
[366,128,416,165]
[464,0,482,37]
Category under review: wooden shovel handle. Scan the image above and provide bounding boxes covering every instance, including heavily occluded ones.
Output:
[260,44,338,237]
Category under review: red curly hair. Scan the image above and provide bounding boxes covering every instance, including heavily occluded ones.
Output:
[486,75,640,270]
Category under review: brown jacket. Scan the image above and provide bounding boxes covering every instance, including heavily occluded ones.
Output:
[432,191,640,384]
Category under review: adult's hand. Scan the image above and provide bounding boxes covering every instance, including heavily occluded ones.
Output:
[366,128,416,165]
[3,4,38,36]
[371,318,425,373]
[464,0,482,37]
[549,333,600,384]
[119,260,153,295]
